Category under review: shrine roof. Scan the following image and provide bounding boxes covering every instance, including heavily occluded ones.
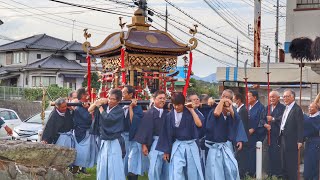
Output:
[89,28,189,56]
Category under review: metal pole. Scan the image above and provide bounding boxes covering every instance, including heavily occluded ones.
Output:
[254,0,261,67]
[275,0,279,63]
[267,48,271,145]
[256,141,263,179]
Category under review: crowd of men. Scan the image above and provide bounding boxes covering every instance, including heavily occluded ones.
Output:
[39,86,320,180]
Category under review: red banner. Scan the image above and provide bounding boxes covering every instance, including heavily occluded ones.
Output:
[121,48,126,85]
[183,51,193,96]
[86,55,91,101]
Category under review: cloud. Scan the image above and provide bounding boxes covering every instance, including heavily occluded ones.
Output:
[0,0,286,77]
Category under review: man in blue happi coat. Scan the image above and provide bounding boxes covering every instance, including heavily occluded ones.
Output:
[205,89,247,180]
[42,98,75,172]
[304,102,320,180]
[42,98,74,147]
[187,93,207,173]
[121,85,147,180]
[156,92,204,180]
[247,90,266,176]
[134,90,169,180]
[89,89,126,180]
[73,88,98,172]
[261,90,285,177]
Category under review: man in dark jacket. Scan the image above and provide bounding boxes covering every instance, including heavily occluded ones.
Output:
[41,98,74,146]
[279,89,304,180]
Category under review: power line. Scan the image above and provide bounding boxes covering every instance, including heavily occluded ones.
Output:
[204,0,252,41]
[0,3,108,36]
[153,16,243,65]
[209,0,249,33]
[6,0,128,32]
[164,0,253,52]
[48,0,132,17]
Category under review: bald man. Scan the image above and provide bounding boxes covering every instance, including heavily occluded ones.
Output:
[303,103,320,180]
[262,91,286,177]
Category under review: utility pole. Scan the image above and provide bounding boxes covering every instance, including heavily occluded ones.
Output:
[165,4,168,32]
[275,0,280,63]
[254,0,261,67]
[236,37,239,68]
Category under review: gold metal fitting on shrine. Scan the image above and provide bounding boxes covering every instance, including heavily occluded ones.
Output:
[82,28,92,53]
[189,24,198,50]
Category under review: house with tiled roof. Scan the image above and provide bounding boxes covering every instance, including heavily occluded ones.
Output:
[0,34,87,89]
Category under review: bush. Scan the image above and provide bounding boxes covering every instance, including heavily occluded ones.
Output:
[23,84,71,101]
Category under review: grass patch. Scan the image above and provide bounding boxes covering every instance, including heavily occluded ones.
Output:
[74,166,149,180]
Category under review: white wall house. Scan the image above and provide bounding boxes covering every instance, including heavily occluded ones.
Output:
[284,0,320,100]
[285,0,320,63]
[0,34,88,90]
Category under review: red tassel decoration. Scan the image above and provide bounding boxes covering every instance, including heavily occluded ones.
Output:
[121,48,126,85]
[86,55,91,101]
[183,51,193,96]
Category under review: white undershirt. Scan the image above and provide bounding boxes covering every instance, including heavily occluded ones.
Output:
[237,104,244,113]
[310,111,320,118]
[280,101,295,131]
[174,109,183,127]
[249,101,258,110]
[107,105,117,113]
[154,106,163,117]
[123,105,129,118]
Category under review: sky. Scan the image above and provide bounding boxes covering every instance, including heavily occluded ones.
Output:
[0,0,287,77]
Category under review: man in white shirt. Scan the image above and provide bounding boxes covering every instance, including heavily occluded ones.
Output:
[279,89,304,180]
[233,92,249,178]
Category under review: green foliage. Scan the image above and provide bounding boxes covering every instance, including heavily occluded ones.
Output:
[23,84,71,101]
[75,166,148,180]
[187,78,219,98]
[82,72,100,90]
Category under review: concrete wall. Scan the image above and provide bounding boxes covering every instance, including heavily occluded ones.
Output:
[63,52,76,60]
[0,100,42,120]
[28,51,54,64]
[285,0,320,63]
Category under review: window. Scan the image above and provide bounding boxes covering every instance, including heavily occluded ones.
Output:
[37,54,41,59]
[297,0,320,8]
[13,52,27,64]
[9,112,18,120]
[76,54,86,63]
[0,111,11,120]
[32,76,56,87]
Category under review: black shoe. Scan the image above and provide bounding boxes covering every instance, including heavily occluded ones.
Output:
[80,168,88,174]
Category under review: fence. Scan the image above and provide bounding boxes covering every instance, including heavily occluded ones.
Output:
[0,86,24,100]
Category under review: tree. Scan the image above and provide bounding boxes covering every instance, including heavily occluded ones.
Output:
[187,78,219,98]
[82,72,100,90]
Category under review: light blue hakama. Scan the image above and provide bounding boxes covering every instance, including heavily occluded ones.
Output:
[128,141,149,175]
[122,132,130,176]
[55,131,75,149]
[73,130,98,168]
[169,139,204,180]
[148,136,169,180]
[205,140,240,180]
[97,139,125,180]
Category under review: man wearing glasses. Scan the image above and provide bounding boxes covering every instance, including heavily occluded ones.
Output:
[89,89,126,180]
[279,89,304,180]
